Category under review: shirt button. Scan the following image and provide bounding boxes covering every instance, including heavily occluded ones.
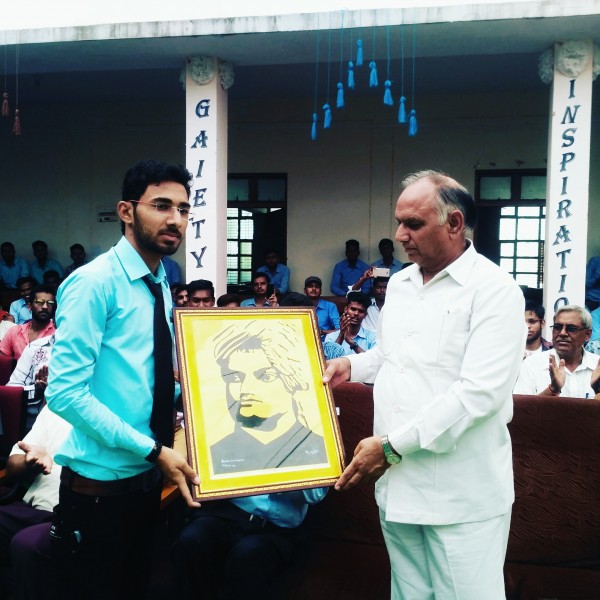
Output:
[394,406,401,413]
[399,367,405,373]
[407,330,413,336]
[418,295,424,300]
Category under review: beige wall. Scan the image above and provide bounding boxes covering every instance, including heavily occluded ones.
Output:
[1,86,598,292]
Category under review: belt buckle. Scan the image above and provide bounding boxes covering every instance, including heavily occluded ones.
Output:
[248,514,267,529]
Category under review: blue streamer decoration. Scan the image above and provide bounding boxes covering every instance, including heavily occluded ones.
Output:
[311,113,318,140]
[347,61,355,89]
[356,39,363,66]
[369,61,378,87]
[336,82,344,108]
[323,103,332,128]
[398,96,407,123]
[311,17,321,141]
[384,80,393,106]
[408,109,418,136]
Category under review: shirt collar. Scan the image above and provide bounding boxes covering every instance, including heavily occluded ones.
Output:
[396,239,475,287]
[113,237,167,284]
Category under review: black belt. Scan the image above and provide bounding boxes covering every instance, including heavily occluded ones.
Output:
[60,466,161,497]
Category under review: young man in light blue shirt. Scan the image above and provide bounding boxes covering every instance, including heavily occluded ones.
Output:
[45,160,200,599]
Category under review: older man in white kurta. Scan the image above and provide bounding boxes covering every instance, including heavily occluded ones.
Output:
[324,171,525,599]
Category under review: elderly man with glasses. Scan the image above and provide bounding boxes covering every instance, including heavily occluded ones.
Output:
[514,304,600,398]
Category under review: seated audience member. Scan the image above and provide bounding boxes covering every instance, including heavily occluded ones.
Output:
[0,242,30,289]
[216,294,241,308]
[591,306,600,341]
[30,240,63,284]
[363,276,389,332]
[514,304,600,398]
[524,301,552,358]
[173,284,188,307]
[330,239,370,296]
[0,405,71,600]
[0,285,56,361]
[9,277,37,325]
[257,249,290,294]
[42,270,61,292]
[280,292,345,359]
[585,256,600,312]
[172,487,327,599]
[188,279,216,308]
[63,243,88,278]
[325,291,377,355]
[241,272,278,307]
[303,276,340,336]
[161,255,181,286]
[370,238,403,277]
[8,334,55,431]
[0,312,16,341]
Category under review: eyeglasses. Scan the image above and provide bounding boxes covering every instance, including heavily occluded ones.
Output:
[551,323,587,334]
[32,299,56,307]
[128,200,195,221]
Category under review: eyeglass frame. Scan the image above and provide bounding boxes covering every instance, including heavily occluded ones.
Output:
[126,199,195,221]
[550,323,588,334]
[32,299,57,307]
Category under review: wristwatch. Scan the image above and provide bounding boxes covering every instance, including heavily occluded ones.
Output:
[349,342,358,351]
[145,441,163,463]
[381,435,402,465]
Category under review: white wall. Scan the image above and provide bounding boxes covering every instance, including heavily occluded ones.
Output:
[1,86,598,292]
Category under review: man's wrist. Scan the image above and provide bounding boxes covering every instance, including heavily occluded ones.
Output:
[547,384,560,396]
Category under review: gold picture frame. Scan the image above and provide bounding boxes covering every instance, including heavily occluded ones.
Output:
[173,306,345,501]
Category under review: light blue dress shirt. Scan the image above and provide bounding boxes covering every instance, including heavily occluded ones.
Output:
[257,263,291,294]
[330,259,370,296]
[315,298,340,331]
[9,298,32,324]
[46,237,173,480]
[240,298,272,307]
[30,259,64,283]
[325,326,377,355]
[231,487,327,528]
[0,257,30,288]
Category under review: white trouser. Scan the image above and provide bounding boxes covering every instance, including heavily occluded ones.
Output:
[380,511,511,600]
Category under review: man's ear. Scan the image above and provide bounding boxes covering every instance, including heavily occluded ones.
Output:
[447,210,464,235]
[117,201,134,228]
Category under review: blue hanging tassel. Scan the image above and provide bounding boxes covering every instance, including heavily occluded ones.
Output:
[311,113,318,140]
[383,80,393,106]
[356,39,363,66]
[398,96,407,123]
[323,103,332,128]
[336,83,344,108]
[408,109,418,136]
[347,61,355,90]
[369,61,378,87]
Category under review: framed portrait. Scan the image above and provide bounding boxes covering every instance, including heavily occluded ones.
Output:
[174,306,345,501]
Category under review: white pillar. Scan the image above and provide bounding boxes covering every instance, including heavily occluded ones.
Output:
[184,56,233,296]
[542,40,594,323]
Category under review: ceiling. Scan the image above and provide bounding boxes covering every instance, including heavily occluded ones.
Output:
[2,11,599,104]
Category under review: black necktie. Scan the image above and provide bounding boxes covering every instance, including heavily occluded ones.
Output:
[143,276,175,447]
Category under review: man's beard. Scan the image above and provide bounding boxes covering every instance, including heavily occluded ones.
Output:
[132,216,181,257]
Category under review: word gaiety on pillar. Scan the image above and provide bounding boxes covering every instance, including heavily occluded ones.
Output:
[184,55,233,295]
[540,40,596,321]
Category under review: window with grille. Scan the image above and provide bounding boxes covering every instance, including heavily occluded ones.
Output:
[474,170,546,288]
[227,174,287,291]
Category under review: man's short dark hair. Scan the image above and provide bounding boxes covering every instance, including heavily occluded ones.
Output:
[373,277,390,286]
[378,238,394,250]
[70,243,85,253]
[346,291,370,310]
[279,293,314,307]
[525,301,545,321]
[188,279,215,298]
[216,294,242,307]
[32,240,47,250]
[345,239,360,249]
[252,271,270,283]
[31,284,57,300]
[1,242,14,252]
[16,276,38,288]
[120,160,193,234]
